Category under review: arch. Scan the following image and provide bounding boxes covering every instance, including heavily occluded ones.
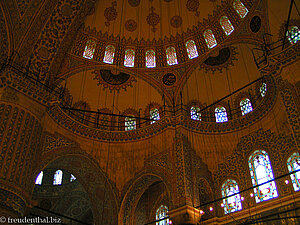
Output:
[190,106,201,121]
[215,106,228,123]
[221,179,242,214]
[150,108,160,124]
[186,40,199,59]
[240,98,253,115]
[146,49,156,68]
[233,0,248,18]
[287,152,300,191]
[33,146,119,225]
[119,170,174,225]
[83,39,96,59]
[204,29,217,49]
[220,16,234,36]
[166,47,178,65]
[248,150,278,203]
[35,171,43,185]
[125,116,136,131]
[103,45,115,64]
[124,49,135,67]
[156,205,169,225]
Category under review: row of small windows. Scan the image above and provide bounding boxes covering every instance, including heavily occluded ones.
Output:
[124,83,266,131]
[82,1,250,66]
[221,151,300,214]
[35,170,77,185]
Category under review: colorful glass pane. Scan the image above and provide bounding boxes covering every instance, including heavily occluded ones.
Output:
[103,45,115,64]
[70,174,76,182]
[146,49,156,68]
[248,150,278,203]
[287,26,300,44]
[204,29,217,49]
[166,47,178,66]
[186,40,199,59]
[190,106,201,121]
[83,39,96,59]
[125,116,136,131]
[53,170,63,185]
[35,171,43,185]
[220,16,235,36]
[233,0,248,18]
[287,152,300,191]
[150,108,160,124]
[260,83,267,97]
[240,98,253,116]
[124,49,135,67]
[215,107,228,123]
[156,205,169,225]
[221,179,242,214]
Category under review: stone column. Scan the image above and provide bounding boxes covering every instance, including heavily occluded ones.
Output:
[0,87,43,219]
[169,129,201,225]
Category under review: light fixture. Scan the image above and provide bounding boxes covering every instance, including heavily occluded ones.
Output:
[221,203,224,207]
[209,207,213,211]
[285,180,289,184]
[199,210,204,215]
[250,193,254,197]
[241,196,245,201]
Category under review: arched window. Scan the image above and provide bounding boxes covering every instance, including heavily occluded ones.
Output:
[248,150,278,203]
[166,47,178,66]
[156,205,169,225]
[124,49,135,67]
[204,29,217,49]
[190,106,201,121]
[146,49,156,68]
[215,106,228,123]
[186,40,199,59]
[150,108,160,124]
[220,16,235,36]
[240,98,253,116]
[260,83,267,97]
[221,179,242,214]
[53,170,63,185]
[287,152,300,191]
[83,39,96,59]
[70,174,77,182]
[125,116,136,131]
[35,171,43,185]
[286,26,300,44]
[103,45,115,64]
[233,0,248,18]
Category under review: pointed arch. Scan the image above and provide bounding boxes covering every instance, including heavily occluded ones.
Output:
[220,16,234,36]
[204,29,217,49]
[124,49,135,67]
[287,152,300,191]
[146,49,156,68]
[221,179,242,214]
[233,0,248,18]
[186,40,199,59]
[83,39,96,59]
[166,47,178,65]
[103,45,115,64]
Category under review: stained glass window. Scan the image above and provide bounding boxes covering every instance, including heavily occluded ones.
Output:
[124,49,135,67]
[103,45,115,64]
[166,47,178,66]
[287,152,300,191]
[191,106,201,121]
[70,174,76,182]
[53,170,63,185]
[186,40,199,59]
[35,171,43,185]
[260,83,267,97]
[125,116,136,131]
[146,49,156,68]
[221,179,242,214]
[150,108,160,124]
[287,26,300,44]
[240,98,253,116]
[220,16,235,36]
[156,205,169,225]
[83,39,96,59]
[215,106,228,123]
[248,150,278,203]
[233,0,248,18]
[204,29,217,49]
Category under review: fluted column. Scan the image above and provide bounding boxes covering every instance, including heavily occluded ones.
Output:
[0,87,43,218]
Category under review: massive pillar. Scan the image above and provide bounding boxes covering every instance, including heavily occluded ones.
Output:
[0,85,44,219]
[169,129,201,225]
